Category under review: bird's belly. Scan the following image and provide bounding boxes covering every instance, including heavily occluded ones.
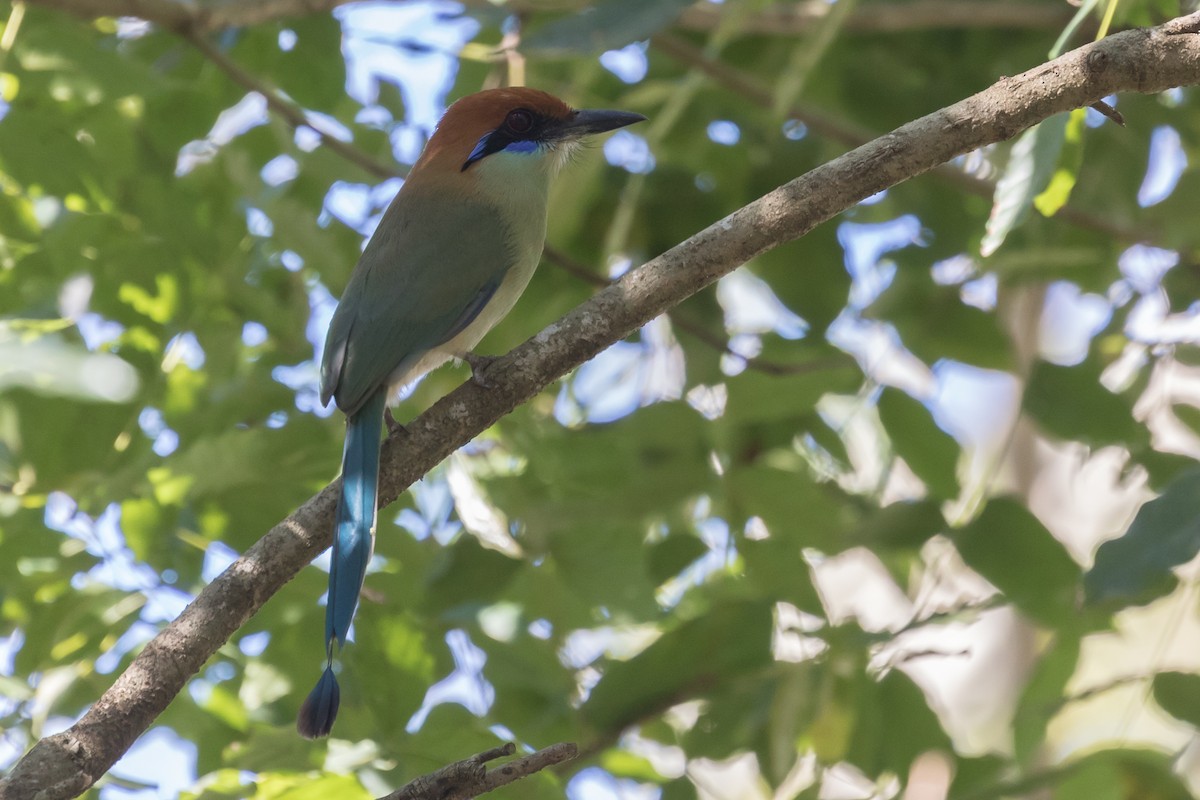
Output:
[383,251,541,401]
[437,251,540,356]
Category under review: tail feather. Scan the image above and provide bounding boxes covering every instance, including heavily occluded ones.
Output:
[296,665,340,739]
[327,387,386,646]
[298,386,386,738]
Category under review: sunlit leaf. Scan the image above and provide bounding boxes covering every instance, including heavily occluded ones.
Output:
[1033,108,1087,216]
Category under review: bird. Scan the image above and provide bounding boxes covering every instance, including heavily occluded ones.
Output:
[296,87,646,738]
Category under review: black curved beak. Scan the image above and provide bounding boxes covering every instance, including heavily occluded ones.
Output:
[551,108,647,140]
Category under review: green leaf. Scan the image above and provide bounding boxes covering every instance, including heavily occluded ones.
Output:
[1013,631,1081,764]
[547,522,658,617]
[724,360,861,425]
[954,499,1080,627]
[488,403,714,535]
[1023,358,1143,449]
[1152,671,1200,728]
[340,612,437,741]
[846,670,953,778]
[725,465,852,552]
[981,113,1069,257]
[647,533,710,585]
[681,661,811,775]
[740,534,824,614]
[877,388,959,498]
[232,16,346,111]
[1085,469,1200,608]
[867,273,1012,370]
[479,633,576,740]
[948,756,1012,800]
[1055,748,1193,800]
[259,773,371,800]
[600,750,666,782]
[421,536,524,617]
[202,684,248,731]
[584,599,774,733]
[1173,402,1200,438]
[847,498,945,551]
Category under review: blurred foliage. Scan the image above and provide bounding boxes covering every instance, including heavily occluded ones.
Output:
[3,0,1200,798]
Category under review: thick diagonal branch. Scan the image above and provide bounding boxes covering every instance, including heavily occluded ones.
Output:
[4,13,1200,800]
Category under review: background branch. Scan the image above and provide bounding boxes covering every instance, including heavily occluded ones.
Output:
[651,31,1156,246]
[22,0,1080,36]
[3,12,1200,800]
[183,28,400,181]
[382,742,578,800]
[21,0,353,31]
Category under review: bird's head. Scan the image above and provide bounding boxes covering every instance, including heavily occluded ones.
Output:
[412,88,646,183]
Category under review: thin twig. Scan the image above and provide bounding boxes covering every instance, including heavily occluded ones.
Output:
[183,28,401,181]
[1089,98,1126,126]
[382,742,578,800]
[888,596,1006,639]
[1046,671,1152,714]
[23,0,355,33]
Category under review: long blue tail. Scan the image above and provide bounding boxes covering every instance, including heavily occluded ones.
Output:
[297,387,386,739]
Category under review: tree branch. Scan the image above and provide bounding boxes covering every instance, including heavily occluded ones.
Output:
[184,28,399,181]
[381,741,578,800]
[21,0,354,31]
[542,245,854,377]
[4,12,1200,800]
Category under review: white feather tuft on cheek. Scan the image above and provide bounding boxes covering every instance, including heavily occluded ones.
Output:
[551,140,583,173]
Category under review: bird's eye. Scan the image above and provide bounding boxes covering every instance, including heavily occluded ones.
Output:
[505,109,534,134]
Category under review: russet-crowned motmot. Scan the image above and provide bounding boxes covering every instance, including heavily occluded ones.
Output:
[297,88,645,738]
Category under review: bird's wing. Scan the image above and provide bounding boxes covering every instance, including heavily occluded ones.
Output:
[321,192,515,415]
